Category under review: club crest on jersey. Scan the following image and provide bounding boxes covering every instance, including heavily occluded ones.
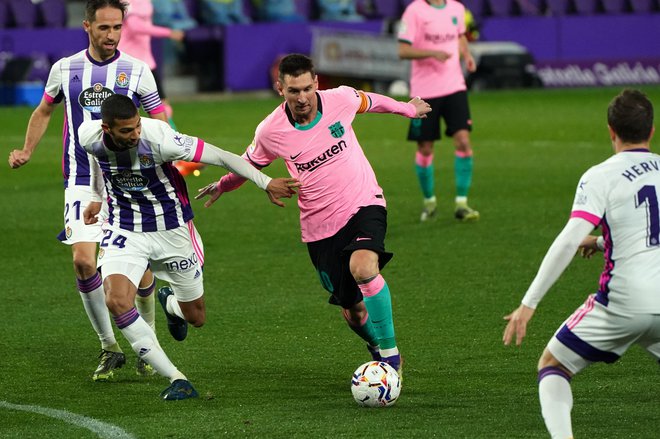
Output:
[78,83,114,113]
[98,248,105,259]
[112,169,149,191]
[328,122,345,138]
[139,154,154,168]
[452,16,458,25]
[115,72,129,88]
[65,226,72,239]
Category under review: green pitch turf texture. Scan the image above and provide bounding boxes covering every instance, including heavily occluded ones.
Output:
[1,86,659,438]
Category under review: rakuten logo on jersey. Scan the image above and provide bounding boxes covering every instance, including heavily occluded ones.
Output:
[424,33,457,44]
[294,140,347,173]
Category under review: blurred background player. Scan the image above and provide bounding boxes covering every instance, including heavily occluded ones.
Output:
[503,89,660,438]
[8,0,168,381]
[120,0,185,129]
[398,0,478,222]
[196,54,432,372]
[118,0,204,177]
[80,94,298,399]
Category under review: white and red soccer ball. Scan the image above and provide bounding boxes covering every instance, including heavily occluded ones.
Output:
[351,361,401,407]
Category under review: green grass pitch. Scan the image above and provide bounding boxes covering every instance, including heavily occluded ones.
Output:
[1,86,659,438]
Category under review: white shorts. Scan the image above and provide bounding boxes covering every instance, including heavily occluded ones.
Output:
[547,294,660,374]
[97,221,205,302]
[58,186,105,245]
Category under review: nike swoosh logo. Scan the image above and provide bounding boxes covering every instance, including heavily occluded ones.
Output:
[290,152,302,160]
[356,237,372,241]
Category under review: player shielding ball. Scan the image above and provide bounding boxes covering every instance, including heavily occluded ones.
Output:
[197,54,432,372]
[503,89,660,438]
[80,94,298,399]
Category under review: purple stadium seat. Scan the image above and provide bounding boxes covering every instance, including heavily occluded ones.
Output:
[574,0,600,14]
[0,0,7,29]
[460,0,486,17]
[295,0,314,19]
[372,0,401,18]
[516,0,544,15]
[7,0,38,28]
[38,0,68,28]
[630,0,655,13]
[545,0,571,15]
[25,53,52,82]
[488,0,516,16]
[602,0,629,13]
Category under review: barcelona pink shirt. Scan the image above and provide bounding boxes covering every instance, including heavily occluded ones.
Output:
[248,86,388,242]
[119,0,172,70]
[398,0,467,99]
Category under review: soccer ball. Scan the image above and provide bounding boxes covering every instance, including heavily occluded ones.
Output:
[351,361,401,407]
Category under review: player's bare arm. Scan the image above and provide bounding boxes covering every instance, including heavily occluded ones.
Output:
[408,97,432,118]
[266,178,301,207]
[8,98,57,169]
[503,304,536,346]
[196,177,301,208]
[459,35,477,73]
[83,201,103,225]
[398,42,451,62]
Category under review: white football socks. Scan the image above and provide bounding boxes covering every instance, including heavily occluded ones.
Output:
[539,373,574,439]
[79,284,118,351]
[119,314,185,382]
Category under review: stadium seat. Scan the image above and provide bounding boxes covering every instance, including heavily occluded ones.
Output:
[372,0,401,19]
[487,0,516,16]
[629,0,655,13]
[574,0,600,14]
[516,0,544,15]
[25,52,51,83]
[7,0,38,28]
[295,0,314,19]
[545,0,571,15]
[460,0,486,18]
[38,0,68,28]
[0,0,7,29]
[601,0,629,13]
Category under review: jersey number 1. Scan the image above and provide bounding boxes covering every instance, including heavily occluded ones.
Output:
[636,185,660,247]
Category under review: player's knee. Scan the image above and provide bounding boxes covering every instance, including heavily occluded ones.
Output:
[537,347,566,372]
[104,291,130,316]
[418,142,434,155]
[349,252,379,281]
[72,256,97,279]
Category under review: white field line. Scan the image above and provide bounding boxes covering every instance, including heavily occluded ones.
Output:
[0,401,135,439]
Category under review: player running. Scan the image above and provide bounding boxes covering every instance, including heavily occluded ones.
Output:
[196,54,431,372]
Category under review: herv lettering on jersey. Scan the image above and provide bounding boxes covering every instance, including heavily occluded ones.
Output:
[621,159,660,182]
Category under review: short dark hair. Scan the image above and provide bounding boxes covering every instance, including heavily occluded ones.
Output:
[608,89,654,144]
[85,0,127,22]
[278,54,315,82]
[101,94,138,126]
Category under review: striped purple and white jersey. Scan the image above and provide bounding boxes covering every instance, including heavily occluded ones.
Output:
[44,49,164,189]
[79,118,205,233]
[570,149,660,314]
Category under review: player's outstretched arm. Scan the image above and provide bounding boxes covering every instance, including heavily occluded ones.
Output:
[8,99,56,169]
[360,91,431,119]
[196,176,300,208]
[503,218,595,347]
